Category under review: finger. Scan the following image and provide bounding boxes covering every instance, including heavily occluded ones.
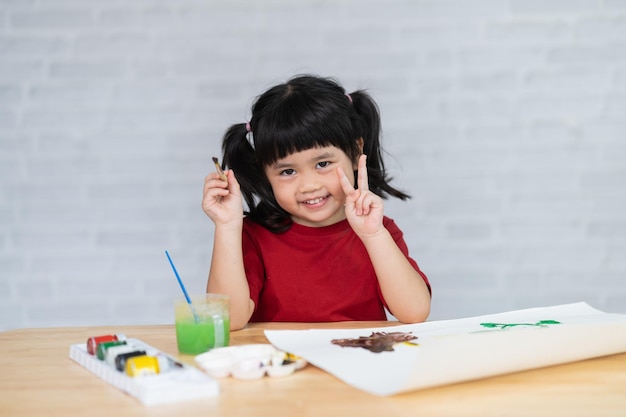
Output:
[356,154,369,191]
[204,171,228,186]
[337,166,357,198]
[205,187,230,199]
[354,191,369,216]
[358,192,375,216]
[225,169,241,195]
[202,186,229,210]
[203,174,228,196]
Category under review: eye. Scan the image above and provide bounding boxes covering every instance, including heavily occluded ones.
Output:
[279,168,296,176]
[316,161,331,169]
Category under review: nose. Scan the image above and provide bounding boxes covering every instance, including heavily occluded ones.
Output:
[298,170,322,193]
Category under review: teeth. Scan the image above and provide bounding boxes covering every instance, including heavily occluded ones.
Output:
[305,197,324,204]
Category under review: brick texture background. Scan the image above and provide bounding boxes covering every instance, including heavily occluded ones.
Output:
[1,0,625,330]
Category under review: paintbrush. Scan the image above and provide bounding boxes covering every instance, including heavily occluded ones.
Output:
[212,157,227,181]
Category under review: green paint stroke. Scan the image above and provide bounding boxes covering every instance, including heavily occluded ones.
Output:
[480,320,561,330]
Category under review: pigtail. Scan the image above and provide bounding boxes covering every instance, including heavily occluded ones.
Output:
[349,90,410,201]
[221,123,292,232]
[221,123,263,212]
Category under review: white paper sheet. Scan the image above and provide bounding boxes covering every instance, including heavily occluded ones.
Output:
[264,302,626,396]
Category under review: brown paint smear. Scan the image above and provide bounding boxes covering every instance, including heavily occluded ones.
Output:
[331,331,418,353]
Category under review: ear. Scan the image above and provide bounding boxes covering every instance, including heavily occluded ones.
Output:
[356,137,364,153]
[353,137,364,170]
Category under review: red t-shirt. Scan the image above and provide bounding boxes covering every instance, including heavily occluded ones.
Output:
[242,216,429,322]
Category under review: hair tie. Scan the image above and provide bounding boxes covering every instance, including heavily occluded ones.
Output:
[245,121,254,149]
[345,93,352,104]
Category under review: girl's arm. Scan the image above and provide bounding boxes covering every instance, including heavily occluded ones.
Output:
[358,229,431,323]
[338,155,431,323]
[202,169,255,330]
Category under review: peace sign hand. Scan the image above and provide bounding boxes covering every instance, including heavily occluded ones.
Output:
[338,154,385,238]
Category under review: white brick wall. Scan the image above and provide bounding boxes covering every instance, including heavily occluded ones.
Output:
[1,0,625,330]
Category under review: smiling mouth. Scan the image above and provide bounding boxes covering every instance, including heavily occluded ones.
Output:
[303,196,326,205]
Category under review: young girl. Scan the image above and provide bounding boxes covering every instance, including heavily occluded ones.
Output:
[202,75,431,330]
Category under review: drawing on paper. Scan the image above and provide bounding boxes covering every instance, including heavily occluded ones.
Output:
[479,320,561,330]
[331,332,418,353]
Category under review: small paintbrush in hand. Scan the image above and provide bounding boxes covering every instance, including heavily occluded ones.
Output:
[212,157,227,181]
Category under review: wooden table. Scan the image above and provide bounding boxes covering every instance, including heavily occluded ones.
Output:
[1,322,625,417]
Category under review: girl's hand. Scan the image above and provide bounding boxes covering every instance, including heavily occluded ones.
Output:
[338,154,385,238]
[202,169,243,229]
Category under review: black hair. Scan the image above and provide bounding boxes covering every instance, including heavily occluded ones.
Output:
[220,74,409,233]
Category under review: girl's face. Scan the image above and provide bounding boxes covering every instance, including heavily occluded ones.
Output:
[264,145,357,227]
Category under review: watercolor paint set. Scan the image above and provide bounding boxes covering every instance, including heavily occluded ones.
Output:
[69,335,219,405]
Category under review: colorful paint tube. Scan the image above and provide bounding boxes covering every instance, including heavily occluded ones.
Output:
[125,355,159,377]
[114,350,147,372]
[105,344,141,366]
[86,334,126,355]
[96,340,128,360]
